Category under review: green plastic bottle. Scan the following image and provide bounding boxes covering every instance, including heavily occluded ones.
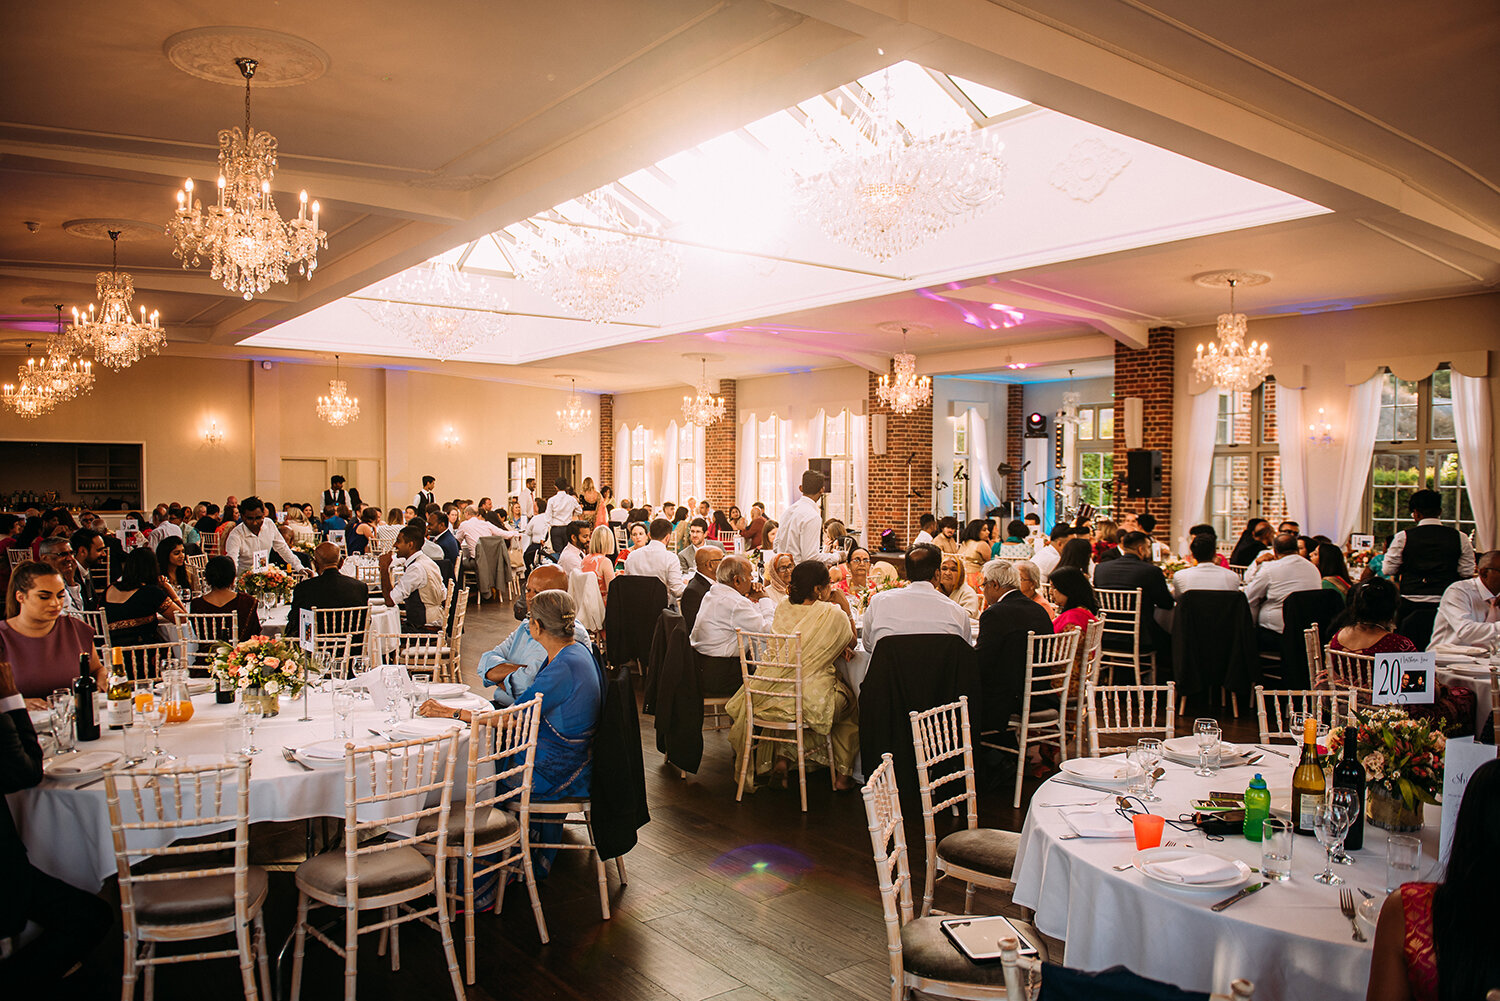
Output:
[1242,773,1270,841]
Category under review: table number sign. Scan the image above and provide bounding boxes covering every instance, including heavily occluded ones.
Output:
[120,518,138,533]
[328,529,345,545]
[251,550,271,572]
[1372,651,1436,706]
[1350,533,1374,552]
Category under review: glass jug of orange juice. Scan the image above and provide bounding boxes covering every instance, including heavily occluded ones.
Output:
[162,668,195,723]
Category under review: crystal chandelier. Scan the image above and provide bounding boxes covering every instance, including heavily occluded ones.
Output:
[2,343,58,419]
[1194,277,1272,392]
[557,378,593,433]
[167,58,327,300]
[358,260,507,360]
[876,325,932,415]
[516,189,680,323]
[67,231,164,371]
[681,358,726,428]
[316,355,360,427]
[43,305,94,402]
[792,71,1006,262]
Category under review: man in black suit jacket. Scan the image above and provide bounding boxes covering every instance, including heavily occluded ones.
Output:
[1092,530,1175,671]
[287,542,373,657]
[2,658,112,990]
[679,545,723,634]
[70,527,109,611]
[976,559,1055,735]
[321,475,360,514]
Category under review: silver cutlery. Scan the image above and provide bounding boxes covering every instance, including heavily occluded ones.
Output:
[281,747,314,772]
[1037,800,1105,808]
[1112,863,1135,871]
[1053,777,1134,795]
[1255,745,1292,758]
[1356,887,1375,900]
[1339,889,1367,942]
[1242,754,1264,767]
[1210,882,1265,912]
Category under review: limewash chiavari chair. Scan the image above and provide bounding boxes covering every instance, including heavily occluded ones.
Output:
[734,628,830,813]
[1255,686,1357,744]
[909,697,1021,918]
[1095,587,1156,685]
[311,604,370,677]
[1085,681,1176,756]
[1070,617,1107,760]
[862,752,1039,1001]
[113,642,182,684]
[289,730,465,1001]
[104,757,270,1001]
[1323,646,1376,704]
[66,606,111,660]
[179,611,237,673]
[1228,564,1250,582]
[185,552,208,595]
[979,630,1081,808]
[1304,627,1325,687]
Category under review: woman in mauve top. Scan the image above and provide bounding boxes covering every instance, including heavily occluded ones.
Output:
[1,561,104,705]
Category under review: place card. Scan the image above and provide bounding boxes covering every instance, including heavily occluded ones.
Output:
[252,550,271,572]
[299,609,315,652]
[1372,651,1436,706]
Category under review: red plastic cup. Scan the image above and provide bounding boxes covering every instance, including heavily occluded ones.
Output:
[1132,814,1166,850]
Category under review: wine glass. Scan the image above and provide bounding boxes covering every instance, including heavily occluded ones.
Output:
[1193,719,1221,777]
[48,689,76,755]
[140,695,173,763]
[1312,791,1355,885]
[381,665,404,724]
[332,688,354,739]
[1135,738,1163,802]
[238,700,264,756]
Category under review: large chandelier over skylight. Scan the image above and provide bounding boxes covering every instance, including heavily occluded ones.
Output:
[1193,272,1272,393]
[515,189,680,323]
[316,355,360,427]
[682,356,726,428]
[792,70,1006,262]
[875,323,932,415]
[167,58,327,300]
[556,378,593,434]
[358,260,507,360]
[67,230,164,371]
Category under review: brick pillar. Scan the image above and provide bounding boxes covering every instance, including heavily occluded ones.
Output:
[866,370,933,542]
[1005,384,1024,504]
[539,455,561,498]
[598,393,614,491]
[705,379,737,509]
[1112,326,1175,540]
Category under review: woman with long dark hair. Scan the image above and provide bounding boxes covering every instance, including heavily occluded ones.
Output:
[1330,577,1416,656]
[1228,517,1270,567]
[1056,537,1094,577]
[155,534,196,597]
[1312,542,1354,598]
[104,546,184,647]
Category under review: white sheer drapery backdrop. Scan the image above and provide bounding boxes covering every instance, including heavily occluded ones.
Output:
[1276,383,1310,533]
[660,421,680,509]
[852,412,868,536]
[1332,374,1384,546]
[1451,371,1495,549]
[1172,389,1222,554]
[614,422,630,507]
[967,408,1000,519]
[693,422,707,501]
[738,413,757,514]
[777,416,796,517]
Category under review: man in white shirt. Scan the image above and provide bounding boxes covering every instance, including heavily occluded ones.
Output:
[517,478,536,527]
[523,499,551,572]
[861,543,972,650]
[1429,550,1500,650]
[690,555,776,694]
[1030,523,1072,581]
[621,517,686,599]
[145,505,182,551]
[224,497,304,573]
[380,523,446,630]
[912,513,937,547]
[455,505,502,560]
[1172,533,1244,598]
[778,470,840,567]
[555,520,589,576]
[1244,532,1321,642]
[543,477,583,554]
[414,475,437,512]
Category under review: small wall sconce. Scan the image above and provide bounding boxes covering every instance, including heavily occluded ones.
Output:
[202,420,225,447]
[441,426,460,450]
[1307,408,1335,448]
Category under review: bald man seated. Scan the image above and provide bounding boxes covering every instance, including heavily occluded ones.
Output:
[478,565,591,707]
[679,545,724,634]
[286,542,373,654]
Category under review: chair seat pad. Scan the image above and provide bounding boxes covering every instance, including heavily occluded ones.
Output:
[134,865,269,925]
[936,828,1020,879]
[900,915,1047,983]
[416,804,519,846]
[296,846,432,900]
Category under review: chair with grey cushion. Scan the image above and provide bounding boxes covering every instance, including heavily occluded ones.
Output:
[862,752,1044,1001]
[910,696,1022,917]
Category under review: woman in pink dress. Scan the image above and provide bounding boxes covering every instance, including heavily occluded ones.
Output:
[581,526,617,601]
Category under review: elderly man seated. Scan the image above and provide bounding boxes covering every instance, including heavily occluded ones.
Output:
[680,545,724,633]
[479,565,591,707]
[1429,549,1500,650]
[37,537,81,612]
[860,543,972,650]
[689,555,777,695]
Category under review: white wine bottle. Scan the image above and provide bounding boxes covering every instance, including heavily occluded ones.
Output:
[1290,717,1325,836]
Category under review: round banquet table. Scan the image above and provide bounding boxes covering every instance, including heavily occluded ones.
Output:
[7,684,490,890]
[1011,751,1442,1001]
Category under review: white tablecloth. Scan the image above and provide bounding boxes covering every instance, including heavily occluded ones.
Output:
[1434,659,1495,733]
[259,600,402,660]
[1011,755,1442,1001]
[7,686,484,889]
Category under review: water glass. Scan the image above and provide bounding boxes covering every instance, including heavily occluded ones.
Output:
[223,718,248,759]
[1194,724,1222,776]
[122,716,149,766]
[1135,738,1163,802]
[332,688,355,739]
[239,701,264,756]
[1386,835,1422,893]
[1262,818,1294,881]
[48,690,76,754]
[1312,794,1354,885]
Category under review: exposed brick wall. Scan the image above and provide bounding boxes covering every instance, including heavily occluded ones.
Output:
[705,379,737,509]
[1005,384,1024,503]
[539,455,561,499]
[598,393,614,492]
[866,370,933,544]
[1113,326,1175,541]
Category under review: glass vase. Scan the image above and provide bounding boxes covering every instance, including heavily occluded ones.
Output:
[243,686,280,718]
[1367,783,1423,833]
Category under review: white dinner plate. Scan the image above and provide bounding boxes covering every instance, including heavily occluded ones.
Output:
[425,683,470,699]
[293,739,352,769]
[389,718,465,738]
[1134,848,1251,892]
[43,749,122,782]
[1163,736,1245,759]
[435,693,493,712]
[1059,757,1142,784]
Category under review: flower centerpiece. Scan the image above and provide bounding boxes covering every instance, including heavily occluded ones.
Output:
[1160,559,1189,581]
[236,566,295,609]
[1348,549,1374,572]
[209,635,317,717]
[1325,705,1447,832]
[290,539,317,566]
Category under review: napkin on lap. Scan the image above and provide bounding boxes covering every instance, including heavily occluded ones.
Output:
[1141,855,1241,883]
[49,751,119,774]
[1059,805,1135,838]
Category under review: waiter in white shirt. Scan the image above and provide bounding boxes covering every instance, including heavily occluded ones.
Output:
[223,496,304,573]
[861,544,972,649]
[543,477,583,553]
[778,469,841,567]
[1429,550,1500,650]
[621,517,686,599]
[380,523,446,630]
[690,555,776,694]
[912,514,938,547]
[414,475,437,511]
[517,478,537,528]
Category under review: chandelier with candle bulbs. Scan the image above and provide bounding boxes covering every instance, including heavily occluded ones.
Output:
[875,323,932,415]
[358,260,507,360]
[167,58,326,301]
[556,378,593,433]
[316,355,360,427]
[681,358,726,428]
[66,231,164,371]
[3,344,59,418]
[41,305,94,403]
[1193,274,1272,393]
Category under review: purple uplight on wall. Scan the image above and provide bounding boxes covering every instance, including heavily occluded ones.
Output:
[0,316,61,335]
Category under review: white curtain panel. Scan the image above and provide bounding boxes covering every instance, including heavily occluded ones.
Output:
[777,416,795,517]
[738,413,757,512]
[1172,389,1223,554]
[1451,371,1495,549]
[1332,374,1385,546]
[852,412,868,536]
[694,424,706,500]
[968,408,999,518]
[1276,383,1310,533]
[662,421,680,508]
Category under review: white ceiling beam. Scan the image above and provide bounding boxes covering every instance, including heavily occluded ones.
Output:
[941,285,1151,349]
[916,332,1116,376]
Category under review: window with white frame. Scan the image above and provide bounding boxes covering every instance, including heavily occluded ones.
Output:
[629,426,650,504]
[952,411,970,518]
[756,415,782,510]
[677,423,703,504]
[1367,365,1473,542]
[820,409,856,525]
[508,456,538,508]
[1206,378,1284,541]
[1074,404,1115,511]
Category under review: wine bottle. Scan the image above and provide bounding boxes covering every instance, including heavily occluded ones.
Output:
[73,653,100,742]
[1332,723,1366,851]
[1290,717,1325,836]
[105,647,131,730]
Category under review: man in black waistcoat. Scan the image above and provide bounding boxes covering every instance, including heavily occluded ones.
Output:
[1383,489,1475,650]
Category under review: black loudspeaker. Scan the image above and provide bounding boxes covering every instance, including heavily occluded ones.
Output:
[806,458,832,484]
[1024,412,1048,438]
[1126,449,1163,498]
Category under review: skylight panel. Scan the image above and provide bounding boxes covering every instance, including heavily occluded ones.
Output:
[948,74,1032,119]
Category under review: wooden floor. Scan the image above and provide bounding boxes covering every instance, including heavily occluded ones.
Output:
[78,597,1264,1000]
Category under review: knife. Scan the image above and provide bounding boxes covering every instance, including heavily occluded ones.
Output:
[1211,882,1266,912]
[1052,777,1135,796]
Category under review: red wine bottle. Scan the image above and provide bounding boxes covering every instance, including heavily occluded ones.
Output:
[73,653,100,741]
[1332,725,1366,851]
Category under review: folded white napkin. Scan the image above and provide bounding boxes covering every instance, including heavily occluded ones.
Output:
[1065,758,1136,781]
[48,750,119,774]
[296,740,349,760]
[1141,855,1241,884]
[1431,643,1489,658]
[1059,805,1135,838]
[390,718,463,738]
[1163,736,1241,758]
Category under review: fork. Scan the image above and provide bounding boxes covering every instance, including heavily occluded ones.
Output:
[281,747,314,772]
[1339,888,1367,942]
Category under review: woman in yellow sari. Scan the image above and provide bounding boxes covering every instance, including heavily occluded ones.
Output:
[727,560,859,791]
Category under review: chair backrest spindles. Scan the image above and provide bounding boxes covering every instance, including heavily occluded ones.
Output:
[1086,681,1176,755]
[1254,686,1357,744]
[1323,646,1375,704]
